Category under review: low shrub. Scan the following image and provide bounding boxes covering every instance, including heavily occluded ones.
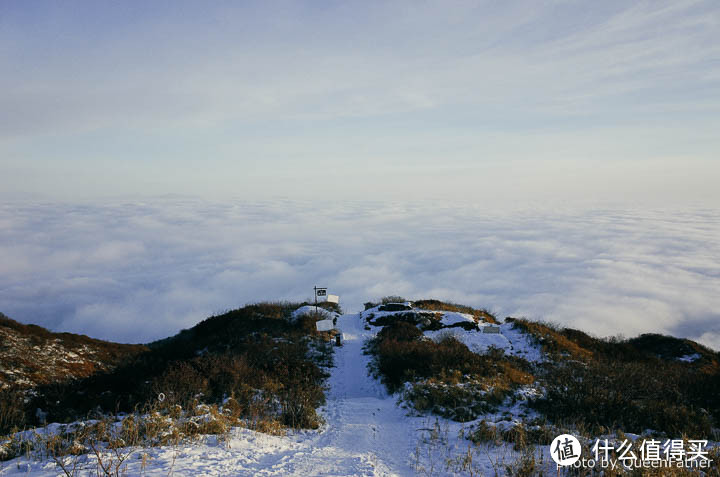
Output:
[0,388,26,435]
[531,357,717,438]
[373,329,532,394]
[368,320,533,422]
[377,321,423,342]
[381,296,408,305]
[516,319,720,438]
[405,381,494,422]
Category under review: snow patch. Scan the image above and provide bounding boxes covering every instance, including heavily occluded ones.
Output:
[438,311,476,327]
[424,321,544,362]
[676,353,701,362]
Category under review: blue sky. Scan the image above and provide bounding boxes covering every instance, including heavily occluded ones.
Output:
[1,0,719,204]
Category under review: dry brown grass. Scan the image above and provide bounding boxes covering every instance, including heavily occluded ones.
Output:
[511,319,593,360]
[413,299,498,324]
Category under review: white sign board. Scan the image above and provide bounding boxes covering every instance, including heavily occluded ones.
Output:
[326,294,339,304]
[316,319,334,332]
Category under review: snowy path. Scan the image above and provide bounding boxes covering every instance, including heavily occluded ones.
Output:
[314,312,417,475]
[243,312,417,476]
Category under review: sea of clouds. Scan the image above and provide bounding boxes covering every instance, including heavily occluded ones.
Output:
[1,198,718,350]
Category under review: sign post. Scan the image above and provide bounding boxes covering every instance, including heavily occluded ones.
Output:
[313,286,327,315]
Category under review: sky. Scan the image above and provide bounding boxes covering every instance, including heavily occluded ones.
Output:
[1,1,720,348]
[1,0,719,204]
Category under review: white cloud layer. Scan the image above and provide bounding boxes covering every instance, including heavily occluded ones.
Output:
[1,199,718,351]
